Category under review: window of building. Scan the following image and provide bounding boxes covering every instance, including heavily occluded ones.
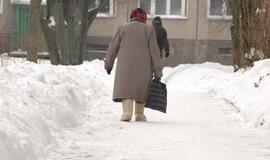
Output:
[10,0,46,5]
[208,0,232,20]
[0,0,3,15]
[90,0,115,17]
[139,0,187,19]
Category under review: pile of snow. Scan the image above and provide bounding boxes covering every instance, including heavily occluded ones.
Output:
[1,57,270,159]
[0,59,110,160]
[165,60,270,128]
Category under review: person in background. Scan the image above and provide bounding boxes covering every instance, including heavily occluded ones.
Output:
[104,8,163,122]
[152,16,170,58]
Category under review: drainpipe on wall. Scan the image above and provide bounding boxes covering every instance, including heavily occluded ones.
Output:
[195,0,199,40]
[194,0,200,63]
[127,0,130,22]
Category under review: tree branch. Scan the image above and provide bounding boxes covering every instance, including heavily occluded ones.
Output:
[87,7,99,29]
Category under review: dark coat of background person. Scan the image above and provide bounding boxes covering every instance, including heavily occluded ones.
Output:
[105,18,163,103]
[152,16,170,57]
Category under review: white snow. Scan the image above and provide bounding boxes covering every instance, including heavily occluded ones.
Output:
[0,59,109,160]
[0,57,270,160]
[48,16,56,28]
[165,60,270,128]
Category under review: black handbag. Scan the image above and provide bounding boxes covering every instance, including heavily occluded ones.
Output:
[145,79,167,113]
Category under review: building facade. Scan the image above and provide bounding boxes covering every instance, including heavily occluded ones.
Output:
[88,0,233,66]
[0,0,233,66]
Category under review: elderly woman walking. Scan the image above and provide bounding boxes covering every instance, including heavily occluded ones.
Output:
[104,8,163,122]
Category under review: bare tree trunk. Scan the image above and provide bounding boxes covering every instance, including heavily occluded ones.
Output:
[231,0,245,70]
[231,0,270,70]
[27,0,42,63]
[40,0,99,65]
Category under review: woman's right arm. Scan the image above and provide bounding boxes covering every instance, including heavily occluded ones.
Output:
[105,26,122,71]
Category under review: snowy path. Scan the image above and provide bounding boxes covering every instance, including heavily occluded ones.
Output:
[50,89,270,160]
[2,60,270,160]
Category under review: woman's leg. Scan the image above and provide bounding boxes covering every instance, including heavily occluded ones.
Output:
[135,102,146,121]
[121,99,134,121]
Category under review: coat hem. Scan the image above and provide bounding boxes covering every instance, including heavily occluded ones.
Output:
[113,98,146,103]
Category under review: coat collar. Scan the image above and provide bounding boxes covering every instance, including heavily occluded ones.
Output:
[130,17,146,23]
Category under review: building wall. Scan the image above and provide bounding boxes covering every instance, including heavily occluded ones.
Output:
[164,39,232,66]
[87,0,233,66]
[0,0,13,53]
[157,0,197,40]
[194,0,233,65]
[0,0,233,64]
[197,0,232,40]
[89,0,199,39]
[88,0,128,38]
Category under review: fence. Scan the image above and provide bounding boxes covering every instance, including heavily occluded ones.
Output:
[10,4,47,52]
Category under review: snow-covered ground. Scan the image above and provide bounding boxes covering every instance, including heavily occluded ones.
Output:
[0,57,270,160]
[165,60,270,128]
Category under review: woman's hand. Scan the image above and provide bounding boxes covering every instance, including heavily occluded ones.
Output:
[165,52,169,58]
[106,68,112,75]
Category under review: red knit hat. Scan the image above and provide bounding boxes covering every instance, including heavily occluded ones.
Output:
[130,8,147,23]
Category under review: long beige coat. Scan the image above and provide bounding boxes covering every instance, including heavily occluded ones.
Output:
[105,19,163,103]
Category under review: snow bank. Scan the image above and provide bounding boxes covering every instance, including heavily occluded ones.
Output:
[165,60,270,129]
[1,57,270,159]
[0,60,108,160]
